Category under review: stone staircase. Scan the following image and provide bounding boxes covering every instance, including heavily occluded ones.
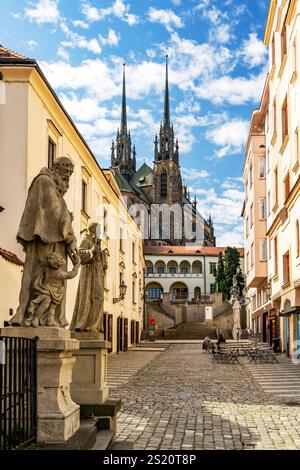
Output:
[166,321,218,340]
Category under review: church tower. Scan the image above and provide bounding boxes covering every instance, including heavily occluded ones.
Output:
[111,64,136,180]
[152,56,182,207]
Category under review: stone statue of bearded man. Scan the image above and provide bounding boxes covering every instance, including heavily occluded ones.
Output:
[10,157,78,328]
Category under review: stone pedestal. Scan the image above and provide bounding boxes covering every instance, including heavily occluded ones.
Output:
[0,326,80,444]
[70,332,110,407]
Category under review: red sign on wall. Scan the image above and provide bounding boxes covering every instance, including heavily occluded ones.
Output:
[149,317,156,324]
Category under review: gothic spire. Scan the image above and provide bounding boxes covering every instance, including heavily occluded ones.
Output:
[163,55,170,127]
[121,63,127,136]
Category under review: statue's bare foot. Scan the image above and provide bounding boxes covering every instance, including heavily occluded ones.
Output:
[47,318,60,327]
[32,318,39,328]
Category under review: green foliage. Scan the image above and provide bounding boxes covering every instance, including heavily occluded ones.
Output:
[216,247,245,297]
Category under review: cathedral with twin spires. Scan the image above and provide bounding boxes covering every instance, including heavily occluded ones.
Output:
[110,56,216,247]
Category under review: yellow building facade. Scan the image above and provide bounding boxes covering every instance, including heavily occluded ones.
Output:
[245,0,300,358]
[0,46,145,352]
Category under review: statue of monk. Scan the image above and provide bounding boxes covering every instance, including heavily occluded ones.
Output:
[10,157,78,328]
[70,223,108,333]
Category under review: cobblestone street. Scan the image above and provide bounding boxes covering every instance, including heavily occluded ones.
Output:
[109,344,300,450]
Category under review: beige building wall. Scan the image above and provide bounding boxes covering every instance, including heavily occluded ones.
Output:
[0,256,22,327]
[0,63,145,352]
[245,0,300,355]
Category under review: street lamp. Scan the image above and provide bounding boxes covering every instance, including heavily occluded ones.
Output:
[113,280,127,304]
[266,281,271,301]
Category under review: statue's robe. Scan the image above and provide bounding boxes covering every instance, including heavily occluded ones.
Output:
[70,234,107,332]
[10,168,76,327]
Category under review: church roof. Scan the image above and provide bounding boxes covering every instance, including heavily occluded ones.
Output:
[0,45,35,64]
[112,168,151,204]
[132,163,153,187]
[112,168,135,193]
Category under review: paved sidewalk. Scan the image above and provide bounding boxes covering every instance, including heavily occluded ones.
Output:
[109,344,300,450]
[107,347,165,389]
[244,356,300,403]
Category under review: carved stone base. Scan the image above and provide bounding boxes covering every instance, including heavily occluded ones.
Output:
[70,335,110,406]
[0,327,80,444]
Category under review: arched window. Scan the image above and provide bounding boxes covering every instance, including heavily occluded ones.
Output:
[160,170,168,198]
[297,220,300,257]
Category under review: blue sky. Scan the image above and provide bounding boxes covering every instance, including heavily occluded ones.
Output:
[0,0,270,246]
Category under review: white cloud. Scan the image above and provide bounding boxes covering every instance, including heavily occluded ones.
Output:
[171,0,181,5]
[196,71,266,105]
[82,0,139,26]
[72,19,89,29]
[57,46,70,61]
[214,24,231,43]
[205,119,249,158]
[241,32,267,68]
[99,29,121,47]
[25,0,60,24]
[60,22,102,54]
[28,40,38,50]
[147,7,184,32]
[182,167,209,181]
[195,186,245,245]
[59,93,108,122]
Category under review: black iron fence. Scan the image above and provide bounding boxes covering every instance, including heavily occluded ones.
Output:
[0,336,38,450]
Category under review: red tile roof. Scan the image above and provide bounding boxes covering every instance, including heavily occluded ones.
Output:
[143,246,244,257]
[0,45,34,64]
[0,247,24,266]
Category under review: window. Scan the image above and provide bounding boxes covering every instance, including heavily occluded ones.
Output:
[246,251,249,273]
[170,267,176,274]
[274,236,278,276]
[246,217,249,238]
[297,220,300,257]
[257,291,261,308]
[282,96,288,143]
[132,280,136,303]
[147,266,154,274]
[148,287,163,300]
[120,226,124,251]
[284,172,290,201]
[251,243,254,267]
[268,238,272,260]
[210,283,216,294]
[82,180,87,212]
[283,251,290,285]
[250,204,253,227]
[271,34,275,67]
[160,170,168,198]
[158,266,165,274]
[48,138,56,170]
[103,208,108,236]
[268,190,271,216]
[258,316,262,333]
[259,158,266,178]
[273,100,277,135]
[274,167,278,207]
[259,198,266,220]
[132,241,136,263]
[249,164,253,188]
[181,267,188,274]
[209,263,217,275]
[292,38,298,75]
[281,21,287,62]
[265,108,269,134]
[260,239,267,262]
[267,148,270,173]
